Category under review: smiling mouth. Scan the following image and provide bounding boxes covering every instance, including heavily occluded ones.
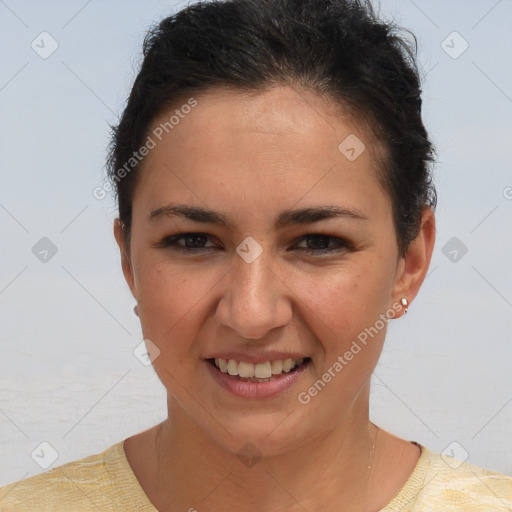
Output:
[206,357,311,382]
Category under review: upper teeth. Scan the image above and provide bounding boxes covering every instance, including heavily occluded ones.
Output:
[214,358,304,378]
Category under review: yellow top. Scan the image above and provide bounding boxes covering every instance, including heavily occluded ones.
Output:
[0,440,511,511]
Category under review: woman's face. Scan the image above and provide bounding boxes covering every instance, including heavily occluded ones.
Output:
[116,86,423,455]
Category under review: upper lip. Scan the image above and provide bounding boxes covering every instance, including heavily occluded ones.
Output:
[204,351,309,364]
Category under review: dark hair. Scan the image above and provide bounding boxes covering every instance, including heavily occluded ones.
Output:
[107,0,436,256]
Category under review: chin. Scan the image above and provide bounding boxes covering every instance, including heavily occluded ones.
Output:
[198,412,311,460]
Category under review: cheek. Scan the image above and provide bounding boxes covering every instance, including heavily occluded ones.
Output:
[289,265,391,426]
[303,264,382,324]
[298,262,392,362]
[135,263,200,350]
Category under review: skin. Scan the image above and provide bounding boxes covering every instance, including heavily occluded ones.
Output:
[114,85,435,511]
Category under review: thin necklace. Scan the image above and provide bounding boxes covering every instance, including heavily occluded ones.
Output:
[366,423,378,511]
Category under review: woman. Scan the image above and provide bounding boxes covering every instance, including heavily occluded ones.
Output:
[1,0,510,510]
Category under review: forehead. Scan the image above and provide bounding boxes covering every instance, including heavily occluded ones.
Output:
[153,85,376,150]
[134,85,391,221]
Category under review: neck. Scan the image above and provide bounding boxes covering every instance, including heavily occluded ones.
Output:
[149,395,378,512]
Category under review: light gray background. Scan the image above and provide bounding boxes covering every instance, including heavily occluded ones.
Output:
[0,0,511,487]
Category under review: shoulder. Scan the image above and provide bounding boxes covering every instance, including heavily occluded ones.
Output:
[383,443,512,512]
[0,441,156,511]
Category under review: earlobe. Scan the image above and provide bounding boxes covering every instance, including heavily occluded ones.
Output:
[392,207,436,314]
[113,218,137,299]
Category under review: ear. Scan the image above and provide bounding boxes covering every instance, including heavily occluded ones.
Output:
[113,218,137,300]
[392,207,436,316]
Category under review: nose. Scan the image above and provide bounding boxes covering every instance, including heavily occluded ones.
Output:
[215,247,293,340]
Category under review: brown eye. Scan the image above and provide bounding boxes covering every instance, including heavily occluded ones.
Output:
[155,233,219,252]
[293,234,350,254]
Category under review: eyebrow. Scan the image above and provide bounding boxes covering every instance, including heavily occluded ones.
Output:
[149,203,368,229]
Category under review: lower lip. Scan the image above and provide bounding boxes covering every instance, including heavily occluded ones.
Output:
[205,360,309,398]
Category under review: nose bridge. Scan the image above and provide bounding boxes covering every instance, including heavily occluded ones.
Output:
[217,244,291,339]
[238,249,273,302]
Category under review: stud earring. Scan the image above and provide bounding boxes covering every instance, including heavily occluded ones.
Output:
[133,304,139,317]
[400,297,408,314]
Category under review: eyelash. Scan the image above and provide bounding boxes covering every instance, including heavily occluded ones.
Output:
[154,232,352,255]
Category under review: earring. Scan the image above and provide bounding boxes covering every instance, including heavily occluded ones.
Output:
[133,304,139,317]
[400,297,408,314]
